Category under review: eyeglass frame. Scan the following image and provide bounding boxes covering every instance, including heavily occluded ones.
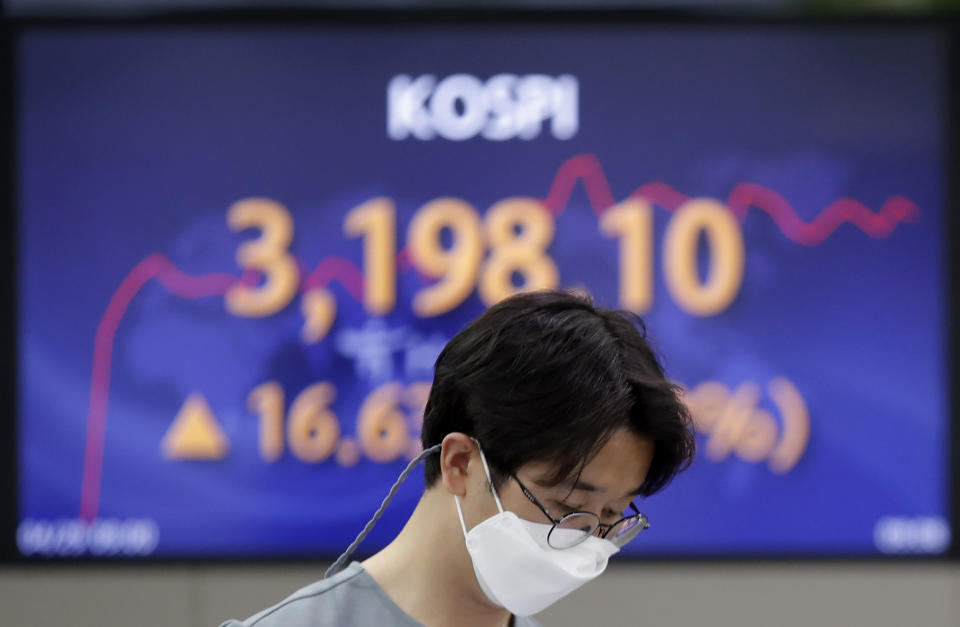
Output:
[509,473,650,549]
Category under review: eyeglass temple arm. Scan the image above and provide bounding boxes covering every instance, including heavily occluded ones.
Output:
[511,474,560,524]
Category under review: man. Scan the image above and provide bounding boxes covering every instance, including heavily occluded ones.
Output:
[223,290,695,627]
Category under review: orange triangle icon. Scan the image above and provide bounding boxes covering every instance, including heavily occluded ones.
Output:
[161,393,229,460]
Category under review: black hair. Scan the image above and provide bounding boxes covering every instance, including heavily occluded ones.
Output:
[421,289,695,497]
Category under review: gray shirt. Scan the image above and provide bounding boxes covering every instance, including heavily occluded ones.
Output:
[220,562,541,627]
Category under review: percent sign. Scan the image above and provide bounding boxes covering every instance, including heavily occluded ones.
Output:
[684,378,809,474]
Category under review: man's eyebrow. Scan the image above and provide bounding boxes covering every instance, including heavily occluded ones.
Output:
[534,478,645,498]
[533,478,604,492]
[533,477,602,492]
[572,480,602,493]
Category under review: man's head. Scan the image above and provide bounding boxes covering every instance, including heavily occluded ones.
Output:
[421,290,695,499]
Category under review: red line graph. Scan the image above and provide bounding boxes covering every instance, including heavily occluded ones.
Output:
[78,153,921,521]
[544,154,921,246]
[80,254,237,521]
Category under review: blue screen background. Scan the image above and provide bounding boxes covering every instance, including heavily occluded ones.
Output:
[16,25,949,557]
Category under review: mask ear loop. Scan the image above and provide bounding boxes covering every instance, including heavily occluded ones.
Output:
[324,443,442,579]
[455,438,504,535]
[472,437,503,513]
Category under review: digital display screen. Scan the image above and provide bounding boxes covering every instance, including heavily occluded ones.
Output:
[15,22,951,558]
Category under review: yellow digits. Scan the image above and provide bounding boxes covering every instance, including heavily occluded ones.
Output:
[247,381,431,465]
[345,198,396,316]
[663,199,744,316]
[599,198,654,314]
[248,382,340,464]
[478,197,559,306]
[225,192,744,325]
[248,382,285,462]
[407,196,560,314]
[408,198,484,316]
[226,198,300,317]
[287,383,340,463]
[356,383,411,463]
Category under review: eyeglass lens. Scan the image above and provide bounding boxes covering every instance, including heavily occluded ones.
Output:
[547,512,648,549]
[608,516,645,547]
[548,513,600,549]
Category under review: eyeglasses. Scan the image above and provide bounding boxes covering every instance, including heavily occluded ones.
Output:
[510,473,650,550]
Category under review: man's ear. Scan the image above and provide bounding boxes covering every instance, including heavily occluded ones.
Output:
[439,432,476,497]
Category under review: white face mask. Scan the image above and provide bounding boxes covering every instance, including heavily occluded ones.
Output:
[454,443,620,617]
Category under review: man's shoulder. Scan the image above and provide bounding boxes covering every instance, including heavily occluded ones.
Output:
[219,563,368,627]
[220,562,542,627]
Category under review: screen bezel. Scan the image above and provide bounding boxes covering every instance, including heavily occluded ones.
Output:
[1,10,956,564]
